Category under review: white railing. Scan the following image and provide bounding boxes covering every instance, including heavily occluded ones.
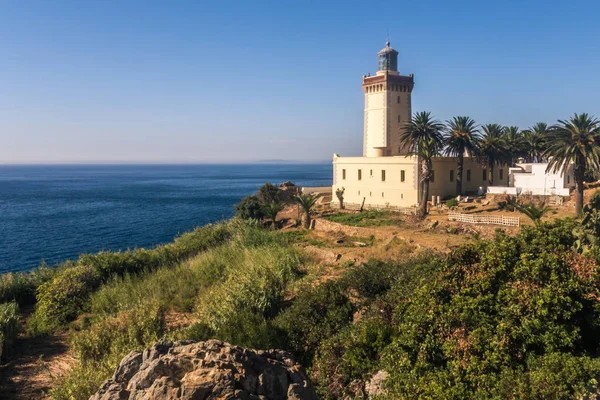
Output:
[448,212,520,227]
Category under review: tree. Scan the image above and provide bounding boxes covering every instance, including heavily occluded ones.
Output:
[257,183,281,204]
[235,195,266,221]
[399,111,445,216]
[522,122,549,163]
[263,202,284,229]
[443,116,480,196]
[504,125,524,164]
[335,187,345,210]
[544,113,600,215]
[293,194,320,229]
[478,123,509,186]
[516,202,552,227]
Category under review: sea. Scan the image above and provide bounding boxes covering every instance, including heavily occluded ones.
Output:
[0,164,332,273]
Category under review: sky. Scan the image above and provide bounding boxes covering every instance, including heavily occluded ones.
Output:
[1,0,600,164]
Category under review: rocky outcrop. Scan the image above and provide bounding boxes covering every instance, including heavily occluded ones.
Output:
[91,340,317,400]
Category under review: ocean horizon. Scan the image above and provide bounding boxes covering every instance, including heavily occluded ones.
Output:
[0,163,332,273]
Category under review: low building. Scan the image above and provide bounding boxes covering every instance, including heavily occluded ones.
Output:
[332,42,507,209]
[487,163,574,196]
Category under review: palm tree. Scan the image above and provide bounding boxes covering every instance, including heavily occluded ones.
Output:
[293,194,320,228]
[516,202,552,227]
[263,202,284,229]
[399,111,445,216]
[522,122,549,163]
[478,124,509,186]
[444,116,480,196]
[504,125,524,164]
[544,113,600,215]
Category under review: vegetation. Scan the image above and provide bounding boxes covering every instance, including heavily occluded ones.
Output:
[0,301,19,361]
[545,113,600,214]
[444,116,480,196]
[234,194,265,220]
[323,210,401,227]
[446,198,458,208]
[521,122,549,163]
[479,123,510,185]
[293,193,320,228]
[400,111,445,216]
[262,201,284,229]
[516,202,552,226]
[335,187,345,209]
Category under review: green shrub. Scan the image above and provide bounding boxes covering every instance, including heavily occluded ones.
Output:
[274,281,354,365]
[31,265,100,334]
[446,198,458,208]
[196,244,302,330]
[235,195,266,220]
[52,305,164,400]
[312,317,394,399]
[0,301,20,360]
[0,265,57,305]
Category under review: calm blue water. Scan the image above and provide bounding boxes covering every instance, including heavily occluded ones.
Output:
[0,164,332,273]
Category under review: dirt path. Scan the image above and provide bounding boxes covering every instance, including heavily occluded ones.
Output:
[0,332,76,399]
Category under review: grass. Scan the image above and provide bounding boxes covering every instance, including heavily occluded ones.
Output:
[323,210,402,227]
[51,222,308,399]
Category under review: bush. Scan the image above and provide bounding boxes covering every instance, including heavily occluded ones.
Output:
[274,281,354,365]
[257,183,282,204]
[0,301,20,360]
[52,305,164,400]
[446,198,458,208]
[0,265,57,305]
[31,265,100,334]
[235,195,266,220]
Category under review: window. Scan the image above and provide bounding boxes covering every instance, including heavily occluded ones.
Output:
[342,169,346,180]
[466,170,471,182]
[398,115,401,123]
[381,170,386,182]
[483,169,487,181]
[397,96,400,104]
[430,170,435,183]
[358,169,362,180]
[450,170,454,182]
[382,192,384,197]
[370,169,373,177]
[401,170,405,182]
[499,169,504,180]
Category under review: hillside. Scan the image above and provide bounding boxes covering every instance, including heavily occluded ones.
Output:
[1,189,600,399]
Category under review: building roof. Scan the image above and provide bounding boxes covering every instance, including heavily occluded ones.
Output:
[378,41,398,55]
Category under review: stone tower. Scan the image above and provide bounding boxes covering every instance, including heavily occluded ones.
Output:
[362,42,414,157]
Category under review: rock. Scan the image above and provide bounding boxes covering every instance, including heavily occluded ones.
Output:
[90,340,317,400]
[365,370,388,398]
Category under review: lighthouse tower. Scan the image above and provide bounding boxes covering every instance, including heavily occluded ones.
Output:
[362,42,414,157]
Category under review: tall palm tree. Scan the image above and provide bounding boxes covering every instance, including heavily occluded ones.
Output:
[504,125,524,164]
[522,122,549,163]
[478,124,509,186]
[293,194,320,228]
[544,113,600,215]
[399,111,445,216]
[444,116,480,196]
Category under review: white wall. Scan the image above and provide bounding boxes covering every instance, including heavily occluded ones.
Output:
[501,163,574,196]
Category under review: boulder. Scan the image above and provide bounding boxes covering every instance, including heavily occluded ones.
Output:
[90,339,317,400]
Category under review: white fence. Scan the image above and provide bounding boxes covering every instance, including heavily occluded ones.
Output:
[331,202,416,215]
[448,212,520,227]
[487,186,570,196]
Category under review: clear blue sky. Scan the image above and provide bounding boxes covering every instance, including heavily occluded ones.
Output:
[1,0,600,163]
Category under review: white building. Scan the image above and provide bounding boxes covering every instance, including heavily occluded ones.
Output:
[332,42,507,209]
[487,163,574,196]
